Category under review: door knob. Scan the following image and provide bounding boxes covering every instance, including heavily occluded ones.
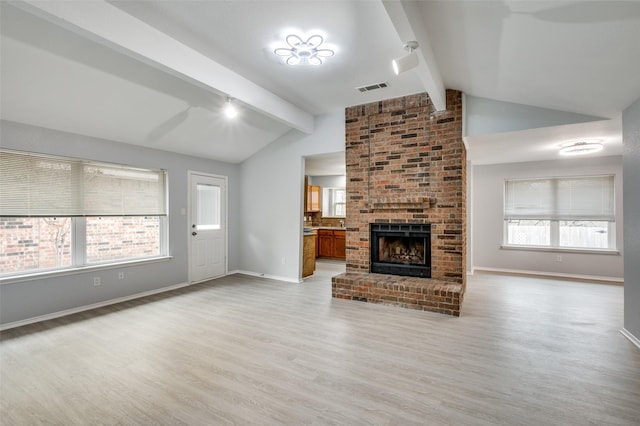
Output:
[192,231,197,236]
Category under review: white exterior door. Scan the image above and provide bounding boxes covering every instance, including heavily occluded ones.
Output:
[189,172,227,282]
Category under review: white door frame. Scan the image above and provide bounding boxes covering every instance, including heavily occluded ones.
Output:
[187,171,228,283]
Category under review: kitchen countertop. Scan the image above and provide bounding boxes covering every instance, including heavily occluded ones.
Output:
[309,226,345,230]
[303,226,345,235]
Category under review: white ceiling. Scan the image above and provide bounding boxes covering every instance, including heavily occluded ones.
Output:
[467,117,623,165]
[2,1,639,166]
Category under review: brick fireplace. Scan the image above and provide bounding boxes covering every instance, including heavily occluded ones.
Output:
[331,90,466,316]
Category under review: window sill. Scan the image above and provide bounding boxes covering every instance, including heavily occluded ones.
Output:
[0,256,173,285]
[500,245,620,256]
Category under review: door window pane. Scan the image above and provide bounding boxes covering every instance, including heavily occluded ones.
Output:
[196,184,220,230]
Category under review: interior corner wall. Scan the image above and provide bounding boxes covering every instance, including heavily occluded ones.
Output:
[237,111,345,281]
[463,95,606,137]
[472,155,624,280]
[309,175,346,188]
[0,120,240,326]
[623,97,640,341]
[466,160,474,274]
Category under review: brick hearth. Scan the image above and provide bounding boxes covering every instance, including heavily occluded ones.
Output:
[331,90,467,316]
[332,273,463,316]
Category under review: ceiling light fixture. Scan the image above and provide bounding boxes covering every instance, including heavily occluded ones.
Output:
[392,41,419,75]
[559,141,604,156]
[224,97,238,119]
[274,34,334,65]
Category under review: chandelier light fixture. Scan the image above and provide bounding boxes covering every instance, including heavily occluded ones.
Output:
[274,34,334,65]
[224,97,238,119]
[559,141,604,156]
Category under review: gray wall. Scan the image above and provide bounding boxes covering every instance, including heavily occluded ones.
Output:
[308,175,346,188]
[623,97,640,340]
[464,95,605,137]
[0,120,240,326]
[472,155,624,280]
[238,111,345,281]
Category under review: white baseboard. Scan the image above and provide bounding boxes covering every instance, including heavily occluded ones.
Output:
[230,269,302,284]
[620,328,640,349]
[472,266,623,284]
[0,281,190,331]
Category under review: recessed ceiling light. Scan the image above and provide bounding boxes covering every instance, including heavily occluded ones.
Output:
[274,34,334,65]
[559,141,604,156]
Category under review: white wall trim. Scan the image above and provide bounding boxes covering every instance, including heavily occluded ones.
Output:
[0,281,191,331]
[229,270,302,284]
[500,245,620,256]
[473,266,623,284]
[620,328,640,349]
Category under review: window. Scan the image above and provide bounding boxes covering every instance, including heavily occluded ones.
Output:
[86,216,161,263]
[322,187,346,217]
[504,175,615,250]
[1,217,73,273]
[195,184,220,230]
[0,150,167,277]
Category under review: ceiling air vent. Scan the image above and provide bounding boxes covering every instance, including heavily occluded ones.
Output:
[356,82,389,93]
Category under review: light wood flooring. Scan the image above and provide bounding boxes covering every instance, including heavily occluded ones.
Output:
[1,261,639,425]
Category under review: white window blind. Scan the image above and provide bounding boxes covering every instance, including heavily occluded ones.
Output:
[504,175,614,221]
[0,150,167,217]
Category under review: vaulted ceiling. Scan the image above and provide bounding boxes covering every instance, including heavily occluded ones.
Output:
[2,1,639,165]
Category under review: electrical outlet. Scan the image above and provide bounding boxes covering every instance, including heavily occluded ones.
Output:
[118,272,124,280]
[556,255,562,262]
[93,277,101,286]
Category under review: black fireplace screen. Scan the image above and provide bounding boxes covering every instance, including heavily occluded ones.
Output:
[378,237,426,264]
[370,223,431,278]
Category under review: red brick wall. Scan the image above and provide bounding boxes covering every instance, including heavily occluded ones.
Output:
[344,90,466,285]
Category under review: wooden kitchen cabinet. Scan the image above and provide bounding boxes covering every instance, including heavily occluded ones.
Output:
[318,229,334,258]
[333,230,346,259]
[317,229,346,259]
[302,233,316,277]
[306,185,321,212]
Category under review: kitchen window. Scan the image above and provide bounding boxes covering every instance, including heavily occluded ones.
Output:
[0,150,167,278]
[322,187,346,217]
[503,175,615,250]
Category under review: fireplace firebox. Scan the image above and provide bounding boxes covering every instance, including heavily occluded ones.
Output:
[370,223,431,278]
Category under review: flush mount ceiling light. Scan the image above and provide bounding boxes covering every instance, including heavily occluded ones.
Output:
[224,97,238,119]
[392,41,419,75]
[274,34,334,65]
[559,141,604,156]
